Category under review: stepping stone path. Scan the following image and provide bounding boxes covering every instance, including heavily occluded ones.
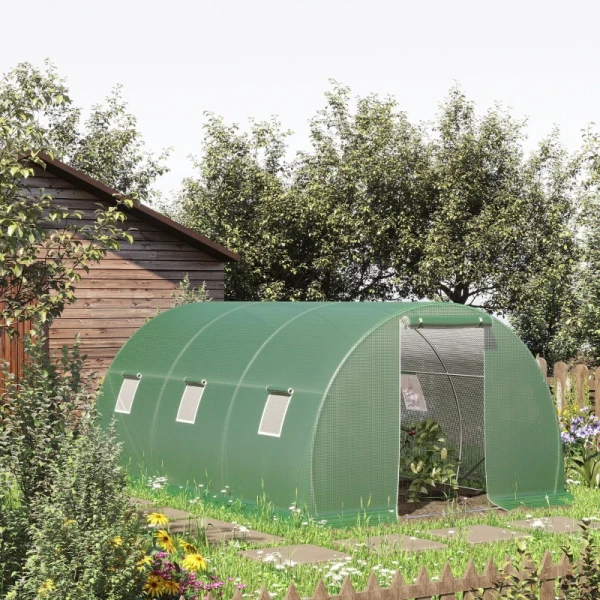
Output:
[241,544,350,566]
[511,516,600,535]
[170,517,285,545]
[130,498,283,545]
[428,524,531,545]
[129,497,153,507]
[335,534,446,553]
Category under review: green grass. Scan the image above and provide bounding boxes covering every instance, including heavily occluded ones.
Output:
[128,477,600,598]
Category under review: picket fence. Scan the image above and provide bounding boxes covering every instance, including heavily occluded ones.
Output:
[536,357,600,413]
[209,550,571,600]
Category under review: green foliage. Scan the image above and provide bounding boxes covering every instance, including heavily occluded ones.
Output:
[0,336,96,590]
[558,519,600,599]
[493,541,542,599]
[509,124,600,363]
[172,83,576,309]
[67,84,171,204]
[172,273,212,306]
[404,90,577,314]
[0,60,170,202]
[400,419,458,502]
[0,336,146,597]
[0,475,27,596]
[569,449,600,489]
[0,335,94,509]
[0,69,137,331]
[7,421,146,600]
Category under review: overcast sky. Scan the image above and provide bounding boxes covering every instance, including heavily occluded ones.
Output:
[2,0,599,200]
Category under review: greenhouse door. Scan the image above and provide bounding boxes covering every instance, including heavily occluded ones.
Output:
[399,320,487,498]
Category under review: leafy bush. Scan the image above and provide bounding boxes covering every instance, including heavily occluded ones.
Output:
[0,335,147,598]
[172,273,211,306]
[8,420,146,599]
[558,518,600,599]
[0,335,95,590]
[561,408,600,488]
[0,334,94,509]
[0,475,27,596]
[400,419,458,502]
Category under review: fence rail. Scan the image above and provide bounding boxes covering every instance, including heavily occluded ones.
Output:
[212,551,571,600]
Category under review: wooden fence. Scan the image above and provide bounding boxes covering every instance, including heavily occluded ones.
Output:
[214,550,570,600]
[536,357,600,413]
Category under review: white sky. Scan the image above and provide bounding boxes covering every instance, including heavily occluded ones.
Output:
[2,0,599,201]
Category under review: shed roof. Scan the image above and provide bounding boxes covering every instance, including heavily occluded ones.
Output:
[21,152,240,263]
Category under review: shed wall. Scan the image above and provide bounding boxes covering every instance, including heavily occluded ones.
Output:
[19,168,224,379]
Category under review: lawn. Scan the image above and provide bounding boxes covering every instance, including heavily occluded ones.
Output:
[128,478,600,599]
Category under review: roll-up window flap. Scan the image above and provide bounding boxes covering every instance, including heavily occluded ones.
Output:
[402,314,493,328]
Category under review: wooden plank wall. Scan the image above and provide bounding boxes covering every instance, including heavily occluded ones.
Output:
[21,168,225,380]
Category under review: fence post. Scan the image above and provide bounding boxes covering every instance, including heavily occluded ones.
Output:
[595,368,600,415]
[553,361,568,411]
[571,364,589,408]
[536,356,547,379]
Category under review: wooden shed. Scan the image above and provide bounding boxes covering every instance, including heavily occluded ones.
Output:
[1,154,239,380]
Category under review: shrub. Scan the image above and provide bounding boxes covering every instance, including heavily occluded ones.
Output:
[0,334,95,509]
[172,273,211,306]
[400,419,458,502]
[7,417,147,599]
[558,518,600,599]
[561,408,600,488]
[0,335,147,598]
[0,334,96,589]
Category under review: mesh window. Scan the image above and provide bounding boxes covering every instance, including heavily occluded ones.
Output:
[176,384,206,424]
[258,393,291,437]
[115,376,141,414]
[401,374,427,411]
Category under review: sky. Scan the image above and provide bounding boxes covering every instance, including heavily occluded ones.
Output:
[2,0,599,201]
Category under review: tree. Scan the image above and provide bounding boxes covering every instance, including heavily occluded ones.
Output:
[557,125,600,361]
[172,85,429,300]
[508,271,580,364]
[0,61,169,203]
[0,65,133,332]
[396,88,578,313]
[173,83,578,309]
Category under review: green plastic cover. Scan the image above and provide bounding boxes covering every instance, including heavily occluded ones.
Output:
[97,302,570,525]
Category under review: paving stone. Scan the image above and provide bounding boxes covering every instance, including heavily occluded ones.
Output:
[129,497,154,507]
[240,544,350,565]
[335,534,446,553]
[169,517,285,545]
[137,505,192,522]
[428,524,531,545]
[511,516,600,535]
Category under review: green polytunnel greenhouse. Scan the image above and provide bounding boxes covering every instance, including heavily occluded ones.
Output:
[97,302,570,526]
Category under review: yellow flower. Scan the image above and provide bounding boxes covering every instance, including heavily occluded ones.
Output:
[63,519,76,527]
[181,553,207,572]
[143,574,165,598]
[154,529,175,553]
[138,554,153,569]
[179,540,198,555]
[112,536,123,547]
[161,579,180,595]
[146,512,169,527]
[38,579,56,597]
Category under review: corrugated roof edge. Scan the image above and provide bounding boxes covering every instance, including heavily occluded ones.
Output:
[19,152,240,263]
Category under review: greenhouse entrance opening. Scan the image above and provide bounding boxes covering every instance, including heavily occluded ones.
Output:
[399,323,486,506]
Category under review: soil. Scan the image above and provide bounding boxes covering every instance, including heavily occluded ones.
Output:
[397,477,498,520]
